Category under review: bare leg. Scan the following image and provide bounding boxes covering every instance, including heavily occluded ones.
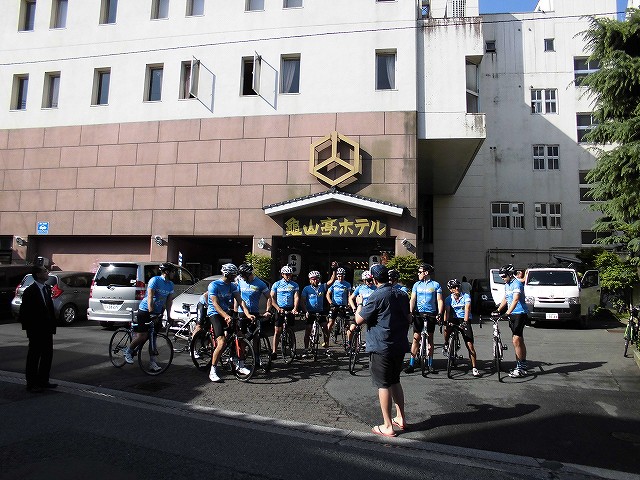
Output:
[211,335,225,366]
[513,335,526,363]
[389,382,406,427]
[272,326,282,354]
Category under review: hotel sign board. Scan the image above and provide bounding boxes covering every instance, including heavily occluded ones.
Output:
[284,216,387,238]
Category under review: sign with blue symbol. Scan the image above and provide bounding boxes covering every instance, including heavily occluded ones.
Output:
[37,222,49,235]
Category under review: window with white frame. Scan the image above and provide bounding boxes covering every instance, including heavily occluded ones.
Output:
[283,0,302,7]
[42,72,60,108]
[19,0,36,31]
[577,113,597,143]
[376,50,396,90]
[51,0,68,28]
[531,89,557,114]
[92,68,110,105]
[180,61,195,99]
[579,170,594,202]
[532,144,559,170]
[186,0,204,16]
[145,65,163,102]
[152,0,170,19]
[100,0,117,24]
[280,55,300,94]
[535,203,561,229]
[11,74,29,110]
[241,58,257,96]
[466,59,479,113]
[574,57,600,86]
[245,0,264,11]
[544,38,554,51]
[491,202,524,229]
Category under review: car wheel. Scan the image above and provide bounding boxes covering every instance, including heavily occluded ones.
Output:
[59,304,78,326]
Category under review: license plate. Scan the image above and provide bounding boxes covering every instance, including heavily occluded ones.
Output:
[546,313,559,320]
[103,303,121,311]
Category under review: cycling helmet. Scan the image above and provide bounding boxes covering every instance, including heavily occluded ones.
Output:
[336,267,346,275]
[281,265,293,274]
[447,278,461,289]
[419,263,434,274]
[159,262,176,273]
[308,270,321,279]
[361,271,373,281]
[238,263,253,275]
[220,263,238,277]
[388,269,400,281]
[499,264,515,277]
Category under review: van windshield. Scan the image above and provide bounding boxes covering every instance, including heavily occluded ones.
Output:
[527,271,577,287]
[491,271,505,285]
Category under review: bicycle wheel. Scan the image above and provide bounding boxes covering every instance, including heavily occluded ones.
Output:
[171,320,194,353]
[446,332,457,379]
[138,333,174,375]
[348,330,361,375]
[281,327,296,364]
[624,339,630,357]
[311,322,320,361]
[190,330,213,371]
[259,336,272,372]
[233,337,256,382]
[109,328,132,368]
[420,336,428,377]
[333,317,342,344]
[494,338,502,381]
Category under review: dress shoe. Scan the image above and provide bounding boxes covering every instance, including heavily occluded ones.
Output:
[42,382,58,389]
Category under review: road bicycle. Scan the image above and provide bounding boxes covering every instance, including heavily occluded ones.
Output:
[414,312,436,377]
[189,313,256,382]
[275,310,297,364]
[109,309,174,376]
[348,324,366,374]
[307,312,325,361]
[623,306,639,357]
[481,313,508,381]
[330,305,351,351]
[443,320,464,379]
[246,314,273,372]
[164,302,199,353]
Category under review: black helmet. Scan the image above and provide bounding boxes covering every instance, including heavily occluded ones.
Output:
[447,278,461,289]
[499,264,515,277]
[419,263,434,274]
[238,263,253,275]
[388,269,400,281]
[159,262,176,273]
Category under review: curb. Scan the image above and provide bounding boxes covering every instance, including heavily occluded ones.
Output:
[634,348,640,370]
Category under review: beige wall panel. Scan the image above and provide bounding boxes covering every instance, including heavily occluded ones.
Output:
[241,161,287,185]
[263,184,311,206]
[80,124,119,146]
[194,209,239,235]
[114,165,157,188]
[73,211,113,235]
[177,140,220,164]
[98,144,138,166]
[220,138,265,162]
[56,189,95,211]
[112,210,152,235]
[8,128,44,149]
[218,185,264,209]
[197,163,241,186]
[118,121,159,144]
[384,111,417,135]
[360,134,416,160]
[175,185,218,210]
[384,158,417,184]
[60,145,98,168]
[24,147,61,169]
[77,166,116,189]
[244,115,289,139]
[155,163,197,187]
[0,149,25,170]
[136,142,178,165]
[0,130,7,149]
[44,126,82,147]
[35,211,74,235]
[286,160,314,185]
[365,157,386,184]
[41,168,77,190]
[0,191,21,212]
[337,112,385,137]
[133,187,175,210]
[4,169,41,190]
[200,117,244,140]
[265,137,309,162]
[158,119,200,142]
[289,114,337,137]
[0,211,36,233]
[94,188,134,210]
[357,184,413,209]
[239,209,281,236]
[152,209,195,235]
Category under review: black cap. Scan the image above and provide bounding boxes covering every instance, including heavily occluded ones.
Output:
[370,264,389,282]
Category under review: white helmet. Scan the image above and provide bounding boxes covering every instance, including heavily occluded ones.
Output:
[308,270,320,279]
[281,265,293,274]
[220,263,238,277]
[361,271,373,281]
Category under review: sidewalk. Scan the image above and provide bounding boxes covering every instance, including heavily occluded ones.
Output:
[1,371,637,480]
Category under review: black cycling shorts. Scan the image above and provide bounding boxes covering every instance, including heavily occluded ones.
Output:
[412,313,437,334]
[132,310,159,333]
[370,352,405,388]
[275,309,295,328]
[446,318,474,343]
[208,314,227,338]
[305,313,325,326]
[509,313,527,337]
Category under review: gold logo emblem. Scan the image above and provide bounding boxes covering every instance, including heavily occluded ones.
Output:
[309,131,361,187]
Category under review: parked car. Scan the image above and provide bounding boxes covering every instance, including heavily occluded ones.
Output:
[11,271,94,325]
[488,268,506,306]
[0,265,35,319]
[470,278,496,316]
[165,275,222,323]
[87,262,196,326]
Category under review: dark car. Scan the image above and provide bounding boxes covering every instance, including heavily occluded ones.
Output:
[0,265,35,319]
[471,278,496,316]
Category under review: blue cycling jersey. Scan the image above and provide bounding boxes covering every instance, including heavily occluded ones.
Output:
[271,279,299,308]
[301,283,327,313]
[505,278,528,314]
[328,280,351,306]
[445,293,471,319]
[353,284,376,306]
[411,279,441,313]
[138,276,174,313]
[207,279,238,316]
[237,276,269,313]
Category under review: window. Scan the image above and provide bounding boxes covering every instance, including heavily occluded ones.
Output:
[532,145,559,170]
[491,202,524,229]
[152,0,169,19]
[43,72,60,108]
[281,55,300,94]
[485,40,496,53]
[283,0,302,7]
[579,170,594,202]
[19,0,36,31]
[100,0,117,24]
[544,38,555,51]
[420,0,430,18]
[186,0,204,16]
[466,60,479,113]
[92,68,110,105]
[51,0,67,28]
[375,50,396,90]
[581,230,611,246]
[531,89,557,114]
[535,203,561,229]
[245,0,264,11]
[180,60,197,99]
[11,75,29,110]
[577,113,597,143]
[145,65,163,102]
[241,58,257,96]
[574,57,600,86]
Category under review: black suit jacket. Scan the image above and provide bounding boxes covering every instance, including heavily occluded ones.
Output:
[20,282,57,337]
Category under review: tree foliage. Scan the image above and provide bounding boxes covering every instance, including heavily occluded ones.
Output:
[385,255,421,290]
[244,253,273,284]
[581,9,640,257]
[593,250,637,310]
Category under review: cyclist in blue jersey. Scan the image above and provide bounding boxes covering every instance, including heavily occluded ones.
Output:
[443,279,479,377]
[236,262,273,362]
[406,263,443,374]
[124,263,176,371]
[301,268,336,355]
[348,270,377,345]
[270,265,300,360]
[207,263,254,382]
[325,267,352,340]
[494,264,529,377]
[389,269,410,295]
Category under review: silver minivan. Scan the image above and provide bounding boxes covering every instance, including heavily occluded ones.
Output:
[87,262,196,326]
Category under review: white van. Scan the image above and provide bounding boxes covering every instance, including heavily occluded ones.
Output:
[488,268,505,306]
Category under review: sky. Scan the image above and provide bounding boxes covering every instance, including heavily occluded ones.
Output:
[479,0,627,15]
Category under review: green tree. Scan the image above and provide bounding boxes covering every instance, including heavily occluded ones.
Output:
[593,250,637,311]
[581,9,640,257]
[244,253,273,283]
[385,255,421,290]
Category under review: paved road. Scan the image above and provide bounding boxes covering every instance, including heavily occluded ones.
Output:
[1,316,639,477]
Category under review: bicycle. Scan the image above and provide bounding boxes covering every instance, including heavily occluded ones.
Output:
[330,305,351,351]
[443,320,464,379]
[623,306,639,357]
[164,302,199,353]
[480,313,508,381]
[246,314,273,372]
[189,313,256,382]
[348,324,366,374]
[413,312,436,377]
[276,310,297,364]
[307,312,325,361]
[109,309,174,376]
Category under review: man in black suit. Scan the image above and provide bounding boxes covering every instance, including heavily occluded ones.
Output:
[19,265,57,393]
